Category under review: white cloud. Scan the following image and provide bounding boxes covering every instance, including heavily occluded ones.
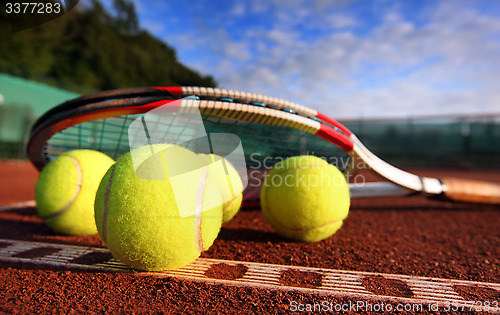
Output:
[219,41,252,62]
[137,0,500,119]
[142,20,165,34]
[230,2,246,16]
[326,14,359,29]
[213,1,500,119]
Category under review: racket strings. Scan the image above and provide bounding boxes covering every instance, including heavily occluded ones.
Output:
[43,96,352,199]
[46,112,349,165]
[48,116,136,160]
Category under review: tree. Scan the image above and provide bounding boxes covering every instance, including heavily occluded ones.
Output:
[113,0,139,36]
[0,0,216,92]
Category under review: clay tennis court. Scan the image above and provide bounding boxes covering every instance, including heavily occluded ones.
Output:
[0,160,499,314]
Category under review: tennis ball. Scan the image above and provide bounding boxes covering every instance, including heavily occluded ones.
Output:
[35,150,114,236]
[199,153,243,224]
[261,155,350,242]
[94,144,223,271]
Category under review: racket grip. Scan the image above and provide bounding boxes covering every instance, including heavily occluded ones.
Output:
[441,177,500,204]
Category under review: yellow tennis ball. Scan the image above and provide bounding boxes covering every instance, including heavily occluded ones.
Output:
[35,149,114,236]
[199,153,243,224]
[94,144,223,271]
[261,155,350,242]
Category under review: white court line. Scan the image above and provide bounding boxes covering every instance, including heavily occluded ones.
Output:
[0,200,36,211]
[0,238,499,312]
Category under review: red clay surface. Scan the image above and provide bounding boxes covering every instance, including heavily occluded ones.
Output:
[0,160,499,314]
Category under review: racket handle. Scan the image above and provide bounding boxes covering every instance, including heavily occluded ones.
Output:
[441,178,500,204]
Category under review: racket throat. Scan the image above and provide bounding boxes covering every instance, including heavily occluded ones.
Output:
[350,144,444,196]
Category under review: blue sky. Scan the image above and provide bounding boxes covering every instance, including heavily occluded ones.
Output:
[100,0,500,119]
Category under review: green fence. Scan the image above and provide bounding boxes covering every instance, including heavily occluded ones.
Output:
[1,96,499,168]
[344,115,500,169]
[0,105,36,159]
[0,73,80,160]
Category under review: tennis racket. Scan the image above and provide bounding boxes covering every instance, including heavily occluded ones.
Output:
[27,86,500,205]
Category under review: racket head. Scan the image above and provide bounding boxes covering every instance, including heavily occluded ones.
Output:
[27,87,356,205]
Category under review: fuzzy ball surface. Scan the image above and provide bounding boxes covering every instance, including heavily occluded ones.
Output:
[35,149,114,235]
[94,145,223,271]
[199,153,243,224]
[261,155,350,242]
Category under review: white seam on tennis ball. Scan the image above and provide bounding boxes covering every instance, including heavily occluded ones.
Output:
[194,167,208,252]
[102,165,116,243]
[42,156,82,221]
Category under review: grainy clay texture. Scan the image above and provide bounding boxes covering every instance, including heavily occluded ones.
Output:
[0,161,499,314]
